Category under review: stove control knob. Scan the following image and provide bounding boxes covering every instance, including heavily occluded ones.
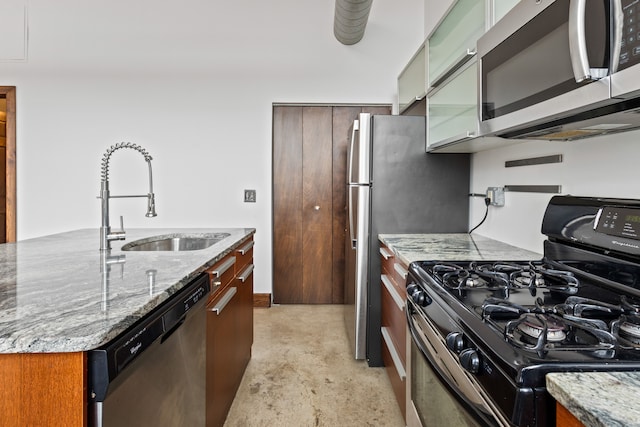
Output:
[412,290,432,307]
[406,283,431,307]
[406,283,419,295]
[445,332,465,353]
[459,348,481,374]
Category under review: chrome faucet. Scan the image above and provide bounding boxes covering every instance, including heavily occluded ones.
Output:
[99,142,157,251]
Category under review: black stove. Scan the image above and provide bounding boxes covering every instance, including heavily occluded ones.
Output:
[406,196,640,426]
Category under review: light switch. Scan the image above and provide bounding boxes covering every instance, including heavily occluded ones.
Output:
[244,189,256,203]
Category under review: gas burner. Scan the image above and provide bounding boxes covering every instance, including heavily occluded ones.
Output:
[505,313,616,356]
[441,269,490,290]
[612,315,640,347]
[510,264,580,294]
[518,316,567,342]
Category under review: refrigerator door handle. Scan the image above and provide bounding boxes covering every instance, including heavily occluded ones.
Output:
[347,119,359,184]
[348,186,356,249]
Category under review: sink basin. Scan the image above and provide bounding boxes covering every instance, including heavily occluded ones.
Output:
[121,233,230,251]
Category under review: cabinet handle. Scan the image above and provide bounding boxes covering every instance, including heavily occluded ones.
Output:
[237,264,254,282]
[211,256,236,278]
[381,327,406,380]
[210,287,237,315]
[428,48,476,90]
[381,275,404,311]
[394,263,408,281]
[237,240,254,255]
[428,131,476,151]
[379,247,394,260]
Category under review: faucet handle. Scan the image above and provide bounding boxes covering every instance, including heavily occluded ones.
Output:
[107,216,126,242]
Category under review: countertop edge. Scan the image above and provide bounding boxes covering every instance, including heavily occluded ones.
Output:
[0,227,255,354]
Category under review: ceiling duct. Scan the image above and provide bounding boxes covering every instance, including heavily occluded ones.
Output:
[333,0,373,45]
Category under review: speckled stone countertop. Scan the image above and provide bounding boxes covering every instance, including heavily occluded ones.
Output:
[547,372,640,427]
[0,227,254,353]
[378,233,541,265]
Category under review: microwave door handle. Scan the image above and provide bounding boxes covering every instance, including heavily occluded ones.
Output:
[569,0,610,82]
[568,0,591,82]
[611,0,624,74]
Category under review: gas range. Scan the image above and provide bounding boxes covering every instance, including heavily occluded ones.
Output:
[406,196,640,426]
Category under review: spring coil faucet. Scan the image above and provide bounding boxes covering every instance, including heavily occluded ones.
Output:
[99,142,157,251]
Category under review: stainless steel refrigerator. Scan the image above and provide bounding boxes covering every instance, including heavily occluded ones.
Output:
[344,113,470,366]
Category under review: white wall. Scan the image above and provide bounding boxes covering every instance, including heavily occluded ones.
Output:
[2,0,425,294]
[469,133,640,254]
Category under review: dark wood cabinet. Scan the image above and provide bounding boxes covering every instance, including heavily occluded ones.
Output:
[206,236,254,427]
[272,104,390,304]
[380,242,407,422]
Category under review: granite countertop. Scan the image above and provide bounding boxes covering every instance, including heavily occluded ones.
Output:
[0,227,255,354]
[547,372,640,427]
[378,233,541,265]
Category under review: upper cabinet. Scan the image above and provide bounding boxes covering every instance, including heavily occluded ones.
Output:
[493,0,520,25]
[398,44,426,115]
[427,0,484,91]
[398,0,520,152]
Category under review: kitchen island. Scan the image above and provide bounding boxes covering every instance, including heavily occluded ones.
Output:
[0,227,255,426]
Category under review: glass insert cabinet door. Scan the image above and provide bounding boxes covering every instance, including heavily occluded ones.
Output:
[428,0,485,89]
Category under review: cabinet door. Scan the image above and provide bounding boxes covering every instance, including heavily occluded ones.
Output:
[427,61,478,150]
[273,105,390,304]
[236,262,254,372]
[398,44,426,114]
[492,0,520,25]
[428,0,484,89]
[206,286,241,427]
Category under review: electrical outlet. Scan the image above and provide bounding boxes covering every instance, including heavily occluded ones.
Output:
[244,189,256,203]
[486,187,505,207]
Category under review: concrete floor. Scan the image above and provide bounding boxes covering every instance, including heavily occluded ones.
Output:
[224,305,405,427]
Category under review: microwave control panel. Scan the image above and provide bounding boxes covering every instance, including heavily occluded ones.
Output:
[619,0,640,71]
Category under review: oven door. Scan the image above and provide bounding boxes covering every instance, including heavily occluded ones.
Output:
[406,301,509,427]
[478,0,612,138]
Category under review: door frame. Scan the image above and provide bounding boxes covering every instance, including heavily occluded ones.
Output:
[1,87,16,242]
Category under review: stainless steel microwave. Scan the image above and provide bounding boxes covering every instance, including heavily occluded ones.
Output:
[478,0,640,141]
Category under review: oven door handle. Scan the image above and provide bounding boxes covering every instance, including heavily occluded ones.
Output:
[406,305,510,426]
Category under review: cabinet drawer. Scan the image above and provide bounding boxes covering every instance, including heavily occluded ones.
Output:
[392,261,408,295]
[382,328,406,422]
[381,275,406,364]
[207,254,236,298]
[380,245,395,277]
[235,238,254,273]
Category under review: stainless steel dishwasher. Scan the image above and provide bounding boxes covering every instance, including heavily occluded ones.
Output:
[88,273,210,426]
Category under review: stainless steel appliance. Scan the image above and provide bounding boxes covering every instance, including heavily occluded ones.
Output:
[88,273,210,426]
[406,195,640,426]
[344,113,470,366]
[478,0,640,141]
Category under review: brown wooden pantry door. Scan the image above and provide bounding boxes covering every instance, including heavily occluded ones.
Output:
[272,105,390,304]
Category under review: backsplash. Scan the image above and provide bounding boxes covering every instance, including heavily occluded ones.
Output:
[469,130,640,253]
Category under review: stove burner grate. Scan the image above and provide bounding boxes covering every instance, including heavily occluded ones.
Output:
[431,261,580,294]
[505,313,617,357]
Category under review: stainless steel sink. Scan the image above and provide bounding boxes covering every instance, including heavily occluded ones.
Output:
[121,233,230,251]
